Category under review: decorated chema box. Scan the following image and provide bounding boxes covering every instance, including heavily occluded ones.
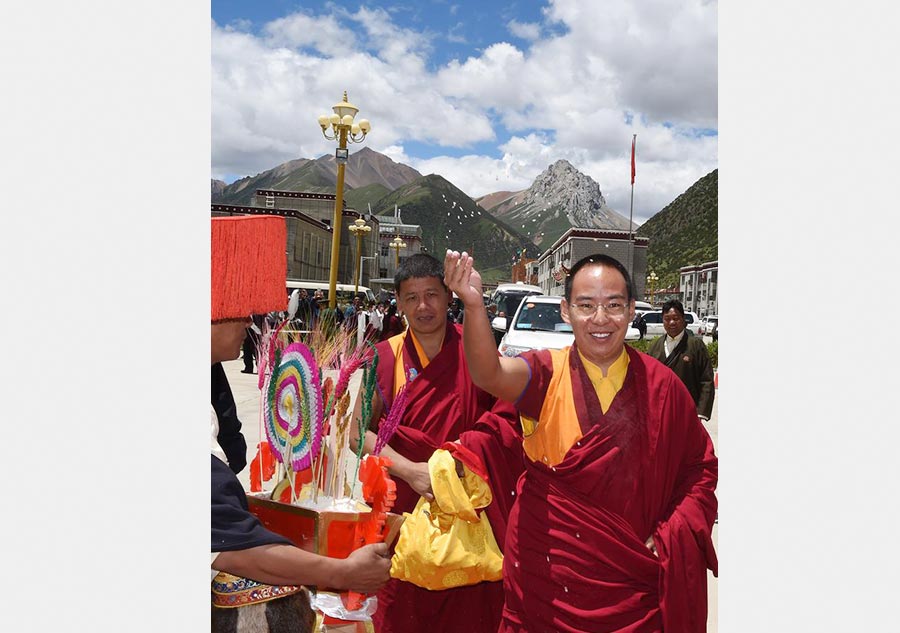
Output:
[247,494,403,563]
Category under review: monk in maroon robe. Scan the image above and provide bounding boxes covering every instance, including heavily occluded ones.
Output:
[445,250,717,633]
[354,253,523,633]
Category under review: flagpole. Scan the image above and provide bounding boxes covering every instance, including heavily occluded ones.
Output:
[629,134,636,279]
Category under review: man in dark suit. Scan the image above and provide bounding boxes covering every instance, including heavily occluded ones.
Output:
[647,300,715,420]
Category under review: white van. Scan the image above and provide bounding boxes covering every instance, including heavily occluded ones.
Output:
[487,282,543,345]
[286,280,376,305]
[633,300,653,315]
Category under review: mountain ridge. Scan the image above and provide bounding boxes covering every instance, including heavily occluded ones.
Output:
[636,169,718,288]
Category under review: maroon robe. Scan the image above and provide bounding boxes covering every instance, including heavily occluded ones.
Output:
[372,322,524,633]
[500,344,717,633]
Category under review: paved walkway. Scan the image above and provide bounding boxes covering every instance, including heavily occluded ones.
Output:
[218,357,719,632]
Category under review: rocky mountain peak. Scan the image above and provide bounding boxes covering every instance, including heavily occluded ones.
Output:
[524,160,627,230]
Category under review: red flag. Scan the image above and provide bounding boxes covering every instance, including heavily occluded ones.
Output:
[630,135,636,185]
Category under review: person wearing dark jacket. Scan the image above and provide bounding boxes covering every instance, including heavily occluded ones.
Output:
[211,362,248,474]
[632,312,647,340]
[647,300,715,420]
[240,314,264,374]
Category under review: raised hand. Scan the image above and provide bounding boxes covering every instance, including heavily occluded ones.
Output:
[443,250,483,308]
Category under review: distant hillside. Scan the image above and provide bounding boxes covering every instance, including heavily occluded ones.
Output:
[212,148,421,207]
[475,190,516,210]
[636,169,718,289]
[343,183,390,213]
[372,174,532,274]
[212,158,319,205]
[325,147,422,191]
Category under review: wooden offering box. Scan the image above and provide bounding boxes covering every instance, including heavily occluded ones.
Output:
[248,495,366,559]
[247,494,403,561]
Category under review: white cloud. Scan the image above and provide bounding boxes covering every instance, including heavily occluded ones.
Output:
[380,144,411,165]
[446,22,467,44]
[211,0,717,222]
[542,0,717,127]
[262,13,357,57]
[507,19,541,41]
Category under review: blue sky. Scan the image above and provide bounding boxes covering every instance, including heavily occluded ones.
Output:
[213,1,560,71]
[211,0,718,224]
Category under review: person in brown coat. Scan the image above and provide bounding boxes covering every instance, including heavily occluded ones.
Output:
[647,300,715,420]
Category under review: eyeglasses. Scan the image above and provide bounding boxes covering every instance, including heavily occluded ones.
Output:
[570,300,628,318]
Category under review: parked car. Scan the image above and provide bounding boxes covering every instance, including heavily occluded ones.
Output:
[699,315,719,336]
[488,282,544,346]
[641,309,701,338]
[498,295,640,357]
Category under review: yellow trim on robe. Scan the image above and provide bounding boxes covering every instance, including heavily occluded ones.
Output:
[387,333,408,398]
[522,349,579,466]
[387,327,446,397]
[578,348,630,413]
[520,347,629,467]
[408,328,434,370]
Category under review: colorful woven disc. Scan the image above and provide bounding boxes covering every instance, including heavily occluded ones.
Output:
[264,342,322,472]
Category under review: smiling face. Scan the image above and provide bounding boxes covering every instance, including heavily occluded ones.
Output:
[560,264,635,372]
[397,275,450,338]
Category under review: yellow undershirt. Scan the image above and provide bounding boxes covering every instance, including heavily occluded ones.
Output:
[577,348,630,413]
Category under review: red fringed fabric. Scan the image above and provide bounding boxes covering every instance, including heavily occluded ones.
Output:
[211,215,287,321]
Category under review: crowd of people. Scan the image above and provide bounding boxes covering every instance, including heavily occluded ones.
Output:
[211,215,718,632]
[238,292,411,375]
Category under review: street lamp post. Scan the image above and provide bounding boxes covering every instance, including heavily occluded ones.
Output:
[348,218,372,296]
[317,91,371,309]
[390,236,407,271]
[646,270,659,304]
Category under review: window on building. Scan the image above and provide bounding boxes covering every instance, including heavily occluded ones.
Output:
[380,268,387,277]
[381,245,389,256]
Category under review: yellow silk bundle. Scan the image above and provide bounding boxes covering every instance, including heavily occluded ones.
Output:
[390,449,503,590]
